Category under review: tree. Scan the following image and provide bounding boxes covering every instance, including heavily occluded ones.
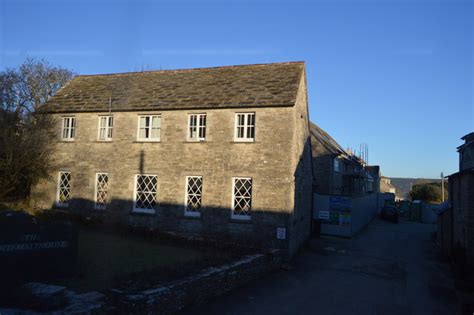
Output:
[0,58,73,200]
[409,182,448,203]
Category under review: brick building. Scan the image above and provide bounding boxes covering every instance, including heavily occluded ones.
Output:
[31,62,313,257]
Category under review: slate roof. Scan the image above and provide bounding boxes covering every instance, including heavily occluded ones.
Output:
[39,61,305,113]
[309,122,347,156]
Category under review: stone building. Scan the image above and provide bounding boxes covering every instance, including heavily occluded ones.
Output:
[380,176,396,194]
[439,132,474,265]
[309,122,370,196]
[31,62,313,257]
[365,165,380,192]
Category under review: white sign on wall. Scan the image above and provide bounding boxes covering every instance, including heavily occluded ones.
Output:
[318,211,330,220]
[276,227,286,240]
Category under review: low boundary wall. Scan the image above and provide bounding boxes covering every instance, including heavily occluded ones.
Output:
[109,250,281,314]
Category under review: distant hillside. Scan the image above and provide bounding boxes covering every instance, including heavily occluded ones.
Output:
[389,177,439,199]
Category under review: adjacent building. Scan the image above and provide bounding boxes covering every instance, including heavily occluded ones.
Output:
[31,62,314,257]
[380,176,396,194]
[365,165,380,193]
[309,123,372,196]
[438,132,474,265]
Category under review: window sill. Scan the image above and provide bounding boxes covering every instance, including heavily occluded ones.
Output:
[232,140,256,143]
[133,140,161,143]
[184,140,207,143]
[59,139,75,143]
[129,210,157,217]
[229,217,252,224]
[183,213,201,220]
[94,140,113,143]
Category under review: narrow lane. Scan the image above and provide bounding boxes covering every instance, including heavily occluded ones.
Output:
[183,219,457,315]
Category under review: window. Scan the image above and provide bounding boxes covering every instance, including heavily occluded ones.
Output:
[95,173,109,210]
[98,116,113,140]
[56,172,71,207]
[133,174,158,213]
[138,115,161,141]
[188,114,206,141]
[235,113,255,141]
[334,158,341,172]
[61,117,75,140]
[185,176,202,217]
[232,177,252,220]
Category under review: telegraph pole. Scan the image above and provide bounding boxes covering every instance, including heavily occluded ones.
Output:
[441,172,444,203]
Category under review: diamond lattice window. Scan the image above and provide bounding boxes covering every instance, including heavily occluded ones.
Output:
[62,117,75,140]
[232,178,252,219]
[134,175,158,212]
[188,114,206,141]
[185,176,202,216]
[95,173,109,210]
[57,172,71,207]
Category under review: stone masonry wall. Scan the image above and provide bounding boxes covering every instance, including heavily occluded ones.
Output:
[109,250,281,314]
[451,172,474,265]
[288,71,313,256]
[31,103,309,254]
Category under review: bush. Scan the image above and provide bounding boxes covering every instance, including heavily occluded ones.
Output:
[410,182,448,203]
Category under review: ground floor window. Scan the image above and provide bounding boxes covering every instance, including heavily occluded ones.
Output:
[56,171,71,207]
[134,174,158,213]
[185,176,202,217]
[232,177,252,220]
[95,173,109,210]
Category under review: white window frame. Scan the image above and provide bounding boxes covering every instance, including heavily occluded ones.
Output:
[231,177,252,220]
[61,117,76,141]
[187,114,207,141]
[334,158,341,173]
[137,115,161,141]
[234,113,255,142]
[184,176,203,217]
[133,174,158,214]
[94,173,109,210]
[97,116,113,141]
[56,171,71,207]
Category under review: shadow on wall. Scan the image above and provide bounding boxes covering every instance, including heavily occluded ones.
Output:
[48,197,293,252]
[39,135,314,255]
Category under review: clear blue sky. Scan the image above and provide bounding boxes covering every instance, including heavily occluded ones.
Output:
[1,0,472,178]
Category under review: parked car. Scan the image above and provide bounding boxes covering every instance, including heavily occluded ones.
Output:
[381,205,399,223]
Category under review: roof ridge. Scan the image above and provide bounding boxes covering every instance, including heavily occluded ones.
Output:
[76,61,305,78]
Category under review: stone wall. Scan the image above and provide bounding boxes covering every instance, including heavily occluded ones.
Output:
[109,250,281,314]
[31,93,312,256]
[450,172,474,265]
[288,70,313,256]
[311,138,333,195]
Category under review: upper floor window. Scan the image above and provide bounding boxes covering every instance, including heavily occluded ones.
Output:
[234,113,255,142]
[138,115,161,141]
[334,158,341,172]
[188,114,206,141]
[232,177,252,220]
[61,117,75,140]
[98,116,113,141]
